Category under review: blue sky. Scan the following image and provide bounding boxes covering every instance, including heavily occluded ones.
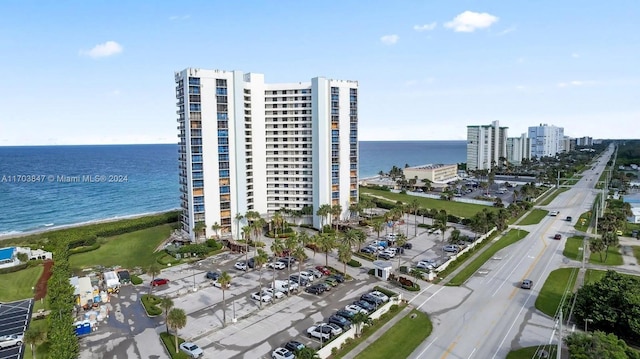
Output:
[1,1,639,145]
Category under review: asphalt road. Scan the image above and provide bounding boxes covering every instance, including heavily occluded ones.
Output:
[408,146,614,359]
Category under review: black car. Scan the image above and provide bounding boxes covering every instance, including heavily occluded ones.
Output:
[354,300,375,312]
[328,315,352,329]
[361,293,384,306]
[205,271,220,280]
[305,284,325,294]
[360,247,375,254]
[278,256,297,265]
[329,273,345,283]
[317,282,332,292]
[284,340,305,353]
[402,243,413,249]
[248,257,256,268]
[335,309,355,320]
[289,275,309,287]
[394,247,405,254]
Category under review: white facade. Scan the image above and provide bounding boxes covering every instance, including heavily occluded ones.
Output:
[506,133,530,164]
[576,136,593,146]
[528,124,564,158]
[175,68,358,240]
[466,120,508,171]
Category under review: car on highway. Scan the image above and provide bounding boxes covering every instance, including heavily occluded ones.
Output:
[307,325,332,340]
[345,304,369,314]
[262,288,285,299]
[550,210,559,216]
[443,245,460,253]
[369,290,390,302]
[268,261,286,270]
[0,334,23,349]
[335,309,356,320]
[553,234,562,240]
[251,291,272,303]
[305,284,325,295]
[271,347,295,359]
[179,342,204,358]
[284,340,305,353]
[328,315,352,329]
[315,266,331,275]
[150,278,169,287]
[234,261,248,271]
[521,279,533,289]
[205,271,220,280]
[566,216,573,222]
[361,293,384,306]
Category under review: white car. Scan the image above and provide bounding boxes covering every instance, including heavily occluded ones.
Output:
[417,261,434,270]
[251,291,272,303]
[268,261,286,270]
[212,279,230,289]
[272,347,295,359]
[345,304,369,314]
[307,325,332,340]
[262,288,285,299]
[369,290,390,302]
[298,271,315,282]
[380,249,395,258]
[0,334,23,349]
[234,261,248,271]
[179,342,203,358]
[322,322,343,336]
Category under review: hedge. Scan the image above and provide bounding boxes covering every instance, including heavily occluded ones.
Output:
[373,286,398,298]
[0,262,29,274]
[131,275,143,285]
[69,243,101,255]
[347,259,362,267]
[141,294,162,316]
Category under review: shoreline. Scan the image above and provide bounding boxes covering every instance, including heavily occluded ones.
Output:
[0,209,180,241]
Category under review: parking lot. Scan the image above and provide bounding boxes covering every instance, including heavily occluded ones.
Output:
[0,299,33,359]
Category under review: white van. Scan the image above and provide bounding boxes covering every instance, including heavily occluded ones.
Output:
[273,280,299,293]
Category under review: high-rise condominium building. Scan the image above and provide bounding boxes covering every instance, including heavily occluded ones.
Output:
[175,68,358,241]
[506,133,531,165]
[528,124,564,158]
[576,136,593,146]
[466,120,508,171]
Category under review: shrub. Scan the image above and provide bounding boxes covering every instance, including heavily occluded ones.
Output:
[347,259,362,267]
[373,286,398,298]
[27,259,44,268]
[141,294,162,316]
[389,304,399,313]
[367,268,375,275]
[417,223,430,228]
[131,275,143,285]
[331,347,338,355]
[0,262,29,274]
[69,243,101,254]
[205,239,223,251]
[403,284,421,291]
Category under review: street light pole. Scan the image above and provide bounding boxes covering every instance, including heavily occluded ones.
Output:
[585,318,593,333]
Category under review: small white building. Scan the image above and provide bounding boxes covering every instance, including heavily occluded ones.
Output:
[0,246,52,269]
[372,260,393,281]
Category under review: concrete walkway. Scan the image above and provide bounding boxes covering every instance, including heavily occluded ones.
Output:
[341,305,413,359]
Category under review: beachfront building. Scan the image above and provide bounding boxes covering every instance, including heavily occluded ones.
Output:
[0,246,52,269]
[466,120,508,171]
[403,164,458,188]
[175,68,358,241]
[506,133,531,165]
[528,124,565,158]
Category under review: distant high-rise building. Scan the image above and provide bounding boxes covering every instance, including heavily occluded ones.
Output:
[528,124,564,158]
[563,136,574,153]
[576,136,593,146]
[175,68,358,241]
[506,133,530,165]
[466,120,508,171]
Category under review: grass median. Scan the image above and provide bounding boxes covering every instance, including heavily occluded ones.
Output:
[447,229,529,286]
[518,209,548,225]
[0,265,43,302]
[563,236,584,261]
[535,268,579,317]
[356,309,432,359]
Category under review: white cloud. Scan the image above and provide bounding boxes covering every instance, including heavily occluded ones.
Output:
[169,15,190,21]
[380,34,399,45]
[80,41,123,58]
[413,22,437,32]
[571,53,580,58]
[444,11,499,32]
[557,80,597,88]
[496,26,516,36]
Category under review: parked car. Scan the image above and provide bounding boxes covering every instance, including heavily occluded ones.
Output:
[328,315,352,329]
[354,300,376,312]
[378,252,392,260]
[361,293,384,306]
[267,261,285,270]
[315,266,331,275]
[179,342,203,358]
[307,325,332,340]
[369,290,390,302]
[272,347,295,359]
[205,271,220,280]
[324,322,343,336]
[305,284,325,295]
[262,288,285,299]
[335,309,356,320]
[0,334,23,349]
[329,273,345,283]
[151,278,169,287]
[380,249,396,258]
[324,277,339,287]
[289,275,309,287]
[360,247,375,254]
[553,234,562,240]
[417,261,434,270]
[295,271,313,282]
[345,304,369,314]
[443,245,460,253]
[307,268,324,279]
[212,279,230,289]
[234,261,248,271]
[521,279,533,289]
[278,256,297,265]
[284,340,305,353]
[251,292,272,303]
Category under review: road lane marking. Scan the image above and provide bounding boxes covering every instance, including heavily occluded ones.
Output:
[417,286,446,311]
[467,347,477,359]
[416,336,438,358]
[408,282,435,305]
[439,337,460,359]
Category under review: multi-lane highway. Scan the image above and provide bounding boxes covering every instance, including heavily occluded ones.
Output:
[409,146,614,359]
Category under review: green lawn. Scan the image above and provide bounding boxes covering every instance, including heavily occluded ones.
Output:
[160,332,189,359]
[584,269,607,285]
[539,188,569,206]
[69,224,173,270]
[535,268,578,317]
[448,229,529,286]
[563,236,585,261]
[518,209,549,225]
[23,319,50,359]
[357,310,432,359]
[360,187,497,218]
[575,211,592,232]
[589,245,623,266]
[506,345,556,359]
[0,265,43,302]
[633,246,640,263]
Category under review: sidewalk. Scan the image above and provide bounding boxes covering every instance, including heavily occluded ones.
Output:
[341,305,413,359]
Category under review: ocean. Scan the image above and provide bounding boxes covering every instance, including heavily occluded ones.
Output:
[0,141,465,235]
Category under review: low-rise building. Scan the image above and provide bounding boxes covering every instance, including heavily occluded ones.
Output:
[403,164,458,188]
[0,246,52,269]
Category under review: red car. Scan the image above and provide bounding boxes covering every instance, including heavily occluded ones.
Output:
[315,266,331,276]
[553,234,562,240]
[151,278,169,287]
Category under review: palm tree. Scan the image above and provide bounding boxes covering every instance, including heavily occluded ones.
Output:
[218,271,232,327]
[194,221,206,243]
[284,234,298,284]
[372,220,385,239]
[147,263,161,295]
[341,229,360,251]
[254,249,269,308]
[297,231,311,251]
[354,229,367,251]
[167,308,187,354]
[317,233,336,266]
[316,204,332,232]
[422,178,433,192]
[601,231,619,262]
[409,199,420,237]
[292,246,307,292]
[211,222,222,240]
[448,228,461,245]
[234,213,244,239]
[331,204,343,230]
[24,326,45,359]
[351,312,370,337]
[589,237,606,262]
[337,243,352,276]
[159,296,174,333]
[395,233,407,268]
[348,202,361,222]
[241,225,252,266]
[272,211,284,237]
[270,238,285,296]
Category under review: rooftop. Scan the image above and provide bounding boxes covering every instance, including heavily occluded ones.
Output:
[405,164,455,170]
[0,247,15,261]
